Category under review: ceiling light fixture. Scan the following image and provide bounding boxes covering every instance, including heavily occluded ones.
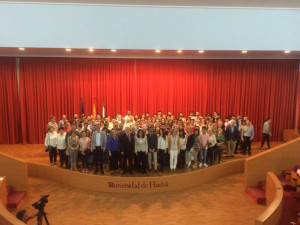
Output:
[284,50,291,54]
[19,47,25,51]
[89,48,94,52]
[241,50,248,54]
[65,48,71,52]
[111,49,117,52]
[198,50,205,53]
[177,50,182,53]
[155,49,161,53]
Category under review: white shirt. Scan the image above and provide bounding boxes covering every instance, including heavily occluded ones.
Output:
[56,132,66,149]
[208,134,217,147]
[157,136,167,150]
[179,137,186,150]
[170,136,178,151]
[45,131,57,147]
[95,132,101,146]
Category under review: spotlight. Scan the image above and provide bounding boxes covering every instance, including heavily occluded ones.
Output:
[19,47,25,51]
[155,49,161,53]
[177,50,182,53]
[65,48,71,52]
[284,50,291,54]
[111,49,117,52]
[241,50,248,54]
[198,50,205,53]
[89,48,94,52]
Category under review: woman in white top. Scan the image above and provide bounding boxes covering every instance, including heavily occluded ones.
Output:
[207,129,217,165]
[79,131,91,173]
[178,129,187,169]
[56,127,67,168]
[45,126,58,166]
[135,129,148,174]
[157,128,168,172]
[168,129,181,172]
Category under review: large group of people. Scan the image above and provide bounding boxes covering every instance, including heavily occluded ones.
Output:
[44,110,270,175]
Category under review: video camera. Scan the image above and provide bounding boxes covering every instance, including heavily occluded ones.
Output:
[32,195,49,211]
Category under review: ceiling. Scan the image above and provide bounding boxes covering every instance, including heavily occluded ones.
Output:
[1,48,299,59]
[1,0,300,9]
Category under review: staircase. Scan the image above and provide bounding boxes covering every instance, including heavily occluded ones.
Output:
[6,185,26,209]
[246,165,298,204]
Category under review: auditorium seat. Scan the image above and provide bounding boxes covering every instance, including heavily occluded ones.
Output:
[6,185,26,209]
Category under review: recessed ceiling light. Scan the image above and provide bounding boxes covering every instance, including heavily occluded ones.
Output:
[284,50,291,54]
[241,50,248,54]
[198,50,205,53]
[177,50,182,53]
[19,47,25,51]
[155,49,161,53]
[111,49,117,52]
[65,48,71,52]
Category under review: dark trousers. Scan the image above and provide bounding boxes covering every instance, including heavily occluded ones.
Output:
[178,150,186,168]
[110,151,119,171]
[81,149,90,169]
[261,133,270,148]
[214,148,222,163]
[158,149,165,172]
[122,152,133,173]
[207,145,216,164]
[49,146,57,163]
[58,149,68,167]
[243,136,252,155]
[137,152,147,173]
[94,146,104,172]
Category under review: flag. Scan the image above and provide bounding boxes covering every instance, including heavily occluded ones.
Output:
[81,98,84,117]
[92,101,96,119]
[102,98,105,118]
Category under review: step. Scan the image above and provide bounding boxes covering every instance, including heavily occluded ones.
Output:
[7,191,26,209]
[277,175,294,192]
[258,180,266,191]
[246,186,266,204]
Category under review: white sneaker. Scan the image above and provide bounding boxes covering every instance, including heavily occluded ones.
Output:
[204,163,208,167]
[199,163,202,168]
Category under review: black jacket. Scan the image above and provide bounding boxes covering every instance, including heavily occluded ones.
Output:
[119,132,135,154]
[147,133,158,151]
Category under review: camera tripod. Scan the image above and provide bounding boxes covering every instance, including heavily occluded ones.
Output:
[37,209,50,225]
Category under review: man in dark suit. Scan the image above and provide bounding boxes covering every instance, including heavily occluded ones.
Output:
[147,126,158,171]
[119,126,135,174]
[225,120,239,157]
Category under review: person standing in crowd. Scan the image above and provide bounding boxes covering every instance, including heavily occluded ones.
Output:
[79,131,91,173]
[147,126,158,171]
[157,128,167,172]
[58,115,67,128]
[79,122,92,138]
[216,128,225,163]
[168,129,180,172]
[119,126,135,174]
[67,130,79,171]
[199,127,209,167]
[260,118,272,150]
[192,128,201,168]
[225,120,239,158]
[135,129,148,174]
[178,129,187,168]
[45,126,58,166]
[241,120,254,156]
[47,115,58,132]
[185,127,194,168]
[91,123,107,174]
[107,129,120,174]
[56,127,67,168]
[207,129,217,164]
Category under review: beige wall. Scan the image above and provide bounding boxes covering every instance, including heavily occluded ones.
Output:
[245,137,300,188]
[255,172,283,225]
[28,159,244,193]
[0,154,28,192]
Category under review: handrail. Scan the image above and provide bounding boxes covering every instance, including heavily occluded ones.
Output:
[255,172,283,225]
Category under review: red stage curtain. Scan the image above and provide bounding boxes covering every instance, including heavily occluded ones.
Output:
[19,58,299,143]
[0,58,20,144]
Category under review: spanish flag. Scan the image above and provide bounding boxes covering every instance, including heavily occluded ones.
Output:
[92,101,96,119]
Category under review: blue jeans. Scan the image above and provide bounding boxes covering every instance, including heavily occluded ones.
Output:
[199,149,207,164]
